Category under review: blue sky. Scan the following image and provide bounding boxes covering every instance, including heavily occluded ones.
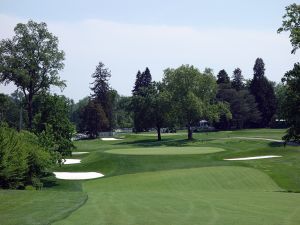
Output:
[0,0,298,101]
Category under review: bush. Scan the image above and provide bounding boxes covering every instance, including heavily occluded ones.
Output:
[0,126,53,189]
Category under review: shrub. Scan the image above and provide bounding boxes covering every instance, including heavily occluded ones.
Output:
[0,126,53,189]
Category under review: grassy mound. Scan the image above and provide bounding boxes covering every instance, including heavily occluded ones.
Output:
[105,147,225,155]
[0,190,87,225]
[53,166,300,225]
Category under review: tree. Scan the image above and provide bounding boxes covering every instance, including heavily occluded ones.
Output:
[32,94,75,156]
[249,58,276,127]
[0,20,65,129]
[231,68,244,91]
[0,125,53,189]
[70,96,89,132]
[90,62,115,131]
[147,82,173,141]
[114,95,133,129]
[80,99,109,138]
[281,63,300,142]
[278,3,300,54]
[132,68,153,132]
[217,69,230,84]
[164,65,231,140]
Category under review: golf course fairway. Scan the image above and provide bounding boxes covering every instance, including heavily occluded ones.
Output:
[53,166,300,225]
[105,146,225,155]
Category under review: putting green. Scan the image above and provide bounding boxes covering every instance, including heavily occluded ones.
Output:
[53,167,300,225]
[105,147,225,155]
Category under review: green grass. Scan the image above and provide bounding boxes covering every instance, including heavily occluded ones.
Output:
[53,167,300,225]
[105,146,225,155]
[1,128,300,225]
[0,190,87,225]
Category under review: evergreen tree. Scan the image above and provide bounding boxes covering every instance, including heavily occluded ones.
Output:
[249,58,276,127]
[132,70,142,96]
[90,62,114,131]
[132,68,153,132]
[232,68,244,91]
[217,70,230,84]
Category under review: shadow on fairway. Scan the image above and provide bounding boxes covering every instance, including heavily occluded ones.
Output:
[113,138,204,147]
[268,142,284,148]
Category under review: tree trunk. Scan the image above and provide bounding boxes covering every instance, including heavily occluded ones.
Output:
[157,125,161,141]
[187,124,193,140]
[27,96,33,130]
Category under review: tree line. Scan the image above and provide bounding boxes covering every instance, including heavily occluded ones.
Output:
[0,3,299,189]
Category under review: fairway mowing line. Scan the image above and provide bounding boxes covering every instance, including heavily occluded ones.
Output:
[63,159,81,164]
[53,172,104,180]
[72,152,89,155]
[224,155,282,161]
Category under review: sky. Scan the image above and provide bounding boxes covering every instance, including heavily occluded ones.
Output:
[0,0,299,102]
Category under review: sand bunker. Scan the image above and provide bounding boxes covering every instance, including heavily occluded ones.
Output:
[72,152,89,155]
[53,172,104,180]
[62,159,81,164]
[101,137,121,141]
[224,155,282,161]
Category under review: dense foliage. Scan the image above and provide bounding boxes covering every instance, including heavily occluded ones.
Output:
[0,125,53,189]
[163,65,231,140]
[0,20,65,129]
[281,63,300,142]
[278,3,300,54]
[249,58,277,127]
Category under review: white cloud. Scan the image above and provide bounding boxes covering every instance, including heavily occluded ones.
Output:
[0,14,298,101]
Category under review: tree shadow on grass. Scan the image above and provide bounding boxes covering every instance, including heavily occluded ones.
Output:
[113,137,213,148]
[268,142,284,148]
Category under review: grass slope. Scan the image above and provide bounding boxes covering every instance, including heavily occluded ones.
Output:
[0,190,87,225]
[53,166,300,225]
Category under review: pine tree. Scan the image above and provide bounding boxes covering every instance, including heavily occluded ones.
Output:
[232,68,244,91]
[132,68,153,132]
[90,62,115,131]
[249,58,277,127]
[217,70,230,84]
[132,70,142,96]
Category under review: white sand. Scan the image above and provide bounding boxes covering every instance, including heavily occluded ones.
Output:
[53,172,104,180]
[63,159,81,164]
[72,152,89,155]
[101,137,121,141]
[224,155,282,161]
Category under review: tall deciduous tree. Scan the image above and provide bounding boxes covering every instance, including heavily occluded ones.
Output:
[32,94,75,156]
[0,20,65,129]
[164,65,231,140]
[278,3,300,54]
[281,63,300,142]
[80,99,109,138]
[249,58,276,127]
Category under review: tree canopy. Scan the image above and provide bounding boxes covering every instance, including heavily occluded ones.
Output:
[249,58,276,127]
[281,63,300,142]
[278,3,300,54]
[163,65,231,140]
[0,20,65,129]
